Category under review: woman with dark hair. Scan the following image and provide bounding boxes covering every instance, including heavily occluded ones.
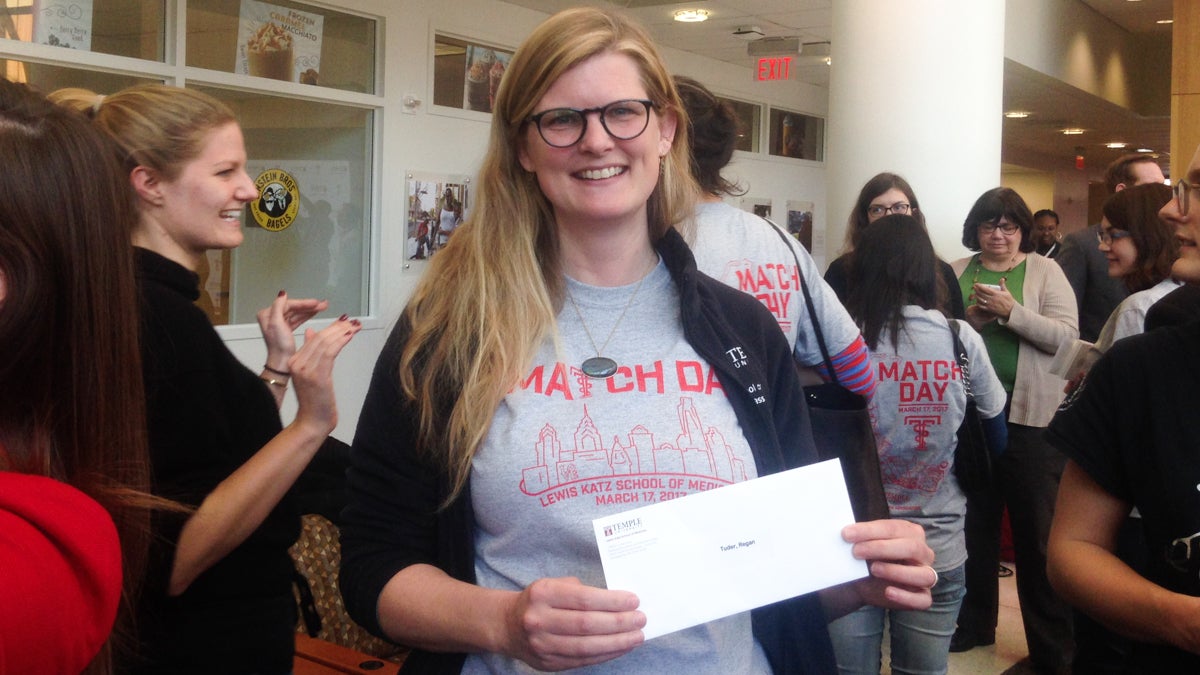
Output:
[827,215,1007,675]
[1092,182,1179,352]
[950,187,1078,672]
[0,77,154,675]
[676,74,874,397]
[825,173,965,319]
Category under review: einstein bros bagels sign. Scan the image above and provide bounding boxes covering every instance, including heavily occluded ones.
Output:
[250,168,299,232]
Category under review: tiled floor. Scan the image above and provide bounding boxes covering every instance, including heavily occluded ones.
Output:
[881,563,1028,675]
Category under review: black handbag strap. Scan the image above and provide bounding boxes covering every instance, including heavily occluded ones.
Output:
[764,218,840,385]
[948,319,975,401]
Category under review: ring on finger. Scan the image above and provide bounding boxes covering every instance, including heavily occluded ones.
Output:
[928,566,938,588]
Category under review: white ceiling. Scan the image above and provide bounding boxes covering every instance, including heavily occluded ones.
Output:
[499,0,1175,176]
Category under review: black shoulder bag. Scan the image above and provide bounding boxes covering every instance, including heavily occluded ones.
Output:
[949,319,993,492]
[769,222,889,522]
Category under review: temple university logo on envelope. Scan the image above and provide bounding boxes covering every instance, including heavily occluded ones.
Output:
[602,517,644,539]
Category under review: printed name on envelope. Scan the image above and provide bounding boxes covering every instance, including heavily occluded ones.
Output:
[592,459,868,640]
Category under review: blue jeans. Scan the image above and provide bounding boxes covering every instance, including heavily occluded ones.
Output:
[828,563,966,675]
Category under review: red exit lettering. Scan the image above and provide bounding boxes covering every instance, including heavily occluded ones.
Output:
[756,56,793,81]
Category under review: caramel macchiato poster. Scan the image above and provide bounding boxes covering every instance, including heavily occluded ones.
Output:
[235,0,324,85]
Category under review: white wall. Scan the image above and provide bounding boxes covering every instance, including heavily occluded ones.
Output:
[220,0,830,440]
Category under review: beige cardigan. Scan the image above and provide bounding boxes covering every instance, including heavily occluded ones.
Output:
[952,253,1079,427]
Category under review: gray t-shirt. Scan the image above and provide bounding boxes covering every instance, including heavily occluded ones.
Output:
[463,261,771,674]
[867,307,1006,571]
[689,201,860,366]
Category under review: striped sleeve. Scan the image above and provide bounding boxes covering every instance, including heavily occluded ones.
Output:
[814,334,876,398]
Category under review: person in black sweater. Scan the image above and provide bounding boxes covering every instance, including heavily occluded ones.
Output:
[63,84,362,675]
[825,172,965,320]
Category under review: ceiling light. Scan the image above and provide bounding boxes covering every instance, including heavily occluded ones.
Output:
[673,9,709,22]
[1061,128,1085,135]
[1157,19,1174,24]
[1137,147,1154,153]
[1004,111,1031,119]
[1106,142,1128,149]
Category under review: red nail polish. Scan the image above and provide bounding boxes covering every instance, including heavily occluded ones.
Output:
[351,319,362,327]
[339,313,349,321]
[278,290,285,297]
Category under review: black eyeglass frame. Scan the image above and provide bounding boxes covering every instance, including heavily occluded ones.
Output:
[1173,180,1200,217]
[978,219,1020,235]
[526,98,656,148]
[866,202,913,218]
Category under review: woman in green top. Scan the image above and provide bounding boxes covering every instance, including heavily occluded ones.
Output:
[948,187,1078,673]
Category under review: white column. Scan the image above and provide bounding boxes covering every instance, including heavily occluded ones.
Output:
[826,0,1006,262]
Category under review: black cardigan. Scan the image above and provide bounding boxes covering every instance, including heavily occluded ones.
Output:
[340,229,837,674]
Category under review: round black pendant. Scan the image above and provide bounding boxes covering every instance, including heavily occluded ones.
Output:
[581,356,618,379]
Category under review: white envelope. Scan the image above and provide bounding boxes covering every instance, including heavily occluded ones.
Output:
[592,459,868,640]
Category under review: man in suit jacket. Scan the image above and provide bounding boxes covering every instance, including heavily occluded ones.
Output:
[1057,154,1165,341]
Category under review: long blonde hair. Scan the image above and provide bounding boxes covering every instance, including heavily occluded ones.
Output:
[400,7,698,501]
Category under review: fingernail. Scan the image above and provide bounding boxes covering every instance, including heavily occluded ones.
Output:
[345,330,353,336]
[339,313,349,321]
[278,290,285,297]
[351,319,362,327]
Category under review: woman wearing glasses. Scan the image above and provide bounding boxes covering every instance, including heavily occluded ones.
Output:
[949,187,1078,672]
[340,8,936,674]
[1046,143,1200,675]
[1091,183,1178,353]
[825,173,965,320]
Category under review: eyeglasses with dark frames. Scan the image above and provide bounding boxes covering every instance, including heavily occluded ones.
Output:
[867,202,912,218]
[527,99,656,148]
[978,219,1020,235]
[1173,180,1200,217]
[1097,228,1131,246]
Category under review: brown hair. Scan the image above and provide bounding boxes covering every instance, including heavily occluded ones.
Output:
[1101,182,1177,292]
[1,78,154,674]
[1104,153,1162,194]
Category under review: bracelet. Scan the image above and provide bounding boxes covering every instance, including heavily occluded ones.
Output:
[260,376,288,389]
[263,364,291,377]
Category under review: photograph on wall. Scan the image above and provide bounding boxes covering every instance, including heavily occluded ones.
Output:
[406,173,471,262]
[786,200,815,254]
[741,196,772,222]
[236,0,324,85]
[463,45,512,113]
[33,0,93,50]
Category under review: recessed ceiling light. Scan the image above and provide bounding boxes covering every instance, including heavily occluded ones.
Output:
[1137,147,1154,153]
[1157,19,1174,24]
[1106,142,1128,149]
[673,9,709,22]
[1061,128,1085,135]
[1004,111,1031,119]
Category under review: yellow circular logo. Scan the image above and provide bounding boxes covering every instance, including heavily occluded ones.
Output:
[250,168,300,232]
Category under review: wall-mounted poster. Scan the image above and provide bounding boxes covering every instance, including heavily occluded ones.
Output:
[786,200,815,254]
[463,46,512,113]
[236,0,324,84]
[33,0,93,50]
[741,196,772,222]
[406,173,471,263]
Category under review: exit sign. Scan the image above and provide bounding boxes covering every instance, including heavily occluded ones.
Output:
[757,56,793,81]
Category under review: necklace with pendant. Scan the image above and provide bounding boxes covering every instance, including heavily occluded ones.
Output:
[566,257,656,379]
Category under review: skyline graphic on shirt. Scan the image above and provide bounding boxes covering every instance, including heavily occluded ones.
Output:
[518,397,749,506]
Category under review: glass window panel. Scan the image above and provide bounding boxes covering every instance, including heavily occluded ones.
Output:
[186,0,376,94]
[0,0,164,60]
[196,86,372,325]
[768,108,824,161]
[717,95,760,153]
[433,33,512,113]
[0,58,155,93]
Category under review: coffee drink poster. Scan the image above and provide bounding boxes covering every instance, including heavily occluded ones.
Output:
[463,46,512,113]
[236,0,324,85]
[33,0,93,50]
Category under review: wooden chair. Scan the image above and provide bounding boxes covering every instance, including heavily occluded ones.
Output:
[290,514,408,673]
